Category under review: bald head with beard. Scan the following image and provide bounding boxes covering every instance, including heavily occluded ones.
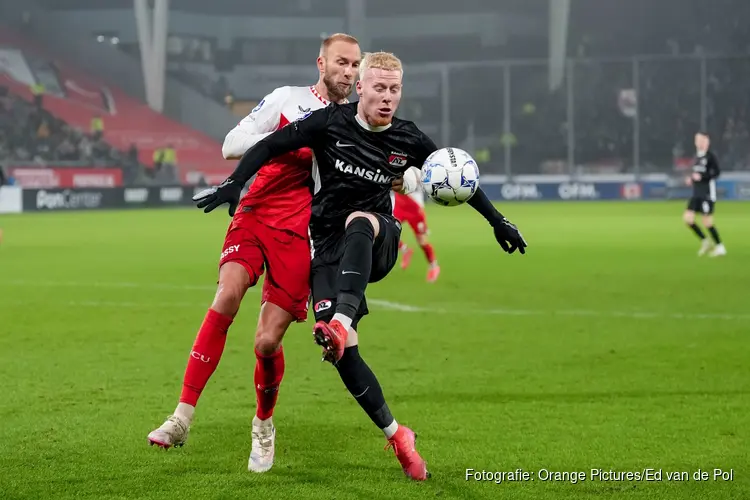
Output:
[316,34,361,103]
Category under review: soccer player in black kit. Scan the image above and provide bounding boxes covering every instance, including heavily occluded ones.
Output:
[683,132,726,257]
[194,52,527,481]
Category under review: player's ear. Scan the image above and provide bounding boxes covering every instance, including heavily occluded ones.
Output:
[356,80,363,97]
[316,56,325,73]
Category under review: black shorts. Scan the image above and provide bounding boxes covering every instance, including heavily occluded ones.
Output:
[687,197,715,215]
[310,213,402,329]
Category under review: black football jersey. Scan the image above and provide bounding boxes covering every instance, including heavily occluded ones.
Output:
[238,102,438,252]
[691,149,720,201]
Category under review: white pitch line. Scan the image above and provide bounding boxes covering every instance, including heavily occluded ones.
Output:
[367,299,432,313]
[368,302,750,322]
[72,300,204,308]
[4,280,750,321]
[5,279,218,292]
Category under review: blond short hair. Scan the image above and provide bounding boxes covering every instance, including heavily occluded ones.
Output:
[319,33,360,57]
[359,51,403,81]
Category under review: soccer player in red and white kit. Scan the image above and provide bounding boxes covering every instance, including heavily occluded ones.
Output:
[393,190,440,282]
[147,34,362,473]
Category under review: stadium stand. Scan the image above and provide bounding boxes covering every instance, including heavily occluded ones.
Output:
[0,27,228,185]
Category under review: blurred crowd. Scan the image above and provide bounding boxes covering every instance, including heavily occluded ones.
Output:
[559,0,750,173]
[0,85,179,185]
[489,55,750,175]
[0,85,118,166]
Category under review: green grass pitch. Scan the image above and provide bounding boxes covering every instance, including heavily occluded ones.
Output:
[0,201,748,500]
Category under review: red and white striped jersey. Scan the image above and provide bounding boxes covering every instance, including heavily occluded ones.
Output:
[222,85,331,237]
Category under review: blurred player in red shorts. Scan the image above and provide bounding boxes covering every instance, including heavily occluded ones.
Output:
[147,34,361,472]
[393,190,440,282]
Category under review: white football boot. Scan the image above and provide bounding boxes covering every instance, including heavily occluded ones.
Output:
[698,239,713,256]
[248,416,275,473]
[147,415,190,449]
[709,243,727,257]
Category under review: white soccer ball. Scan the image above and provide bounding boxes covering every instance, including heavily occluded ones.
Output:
[420,147,480,206]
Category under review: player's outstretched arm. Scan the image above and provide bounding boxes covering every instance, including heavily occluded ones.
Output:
[194,108,329,216]
[222,87,288,159]
[468,187,527,255]
[411,129,526,254]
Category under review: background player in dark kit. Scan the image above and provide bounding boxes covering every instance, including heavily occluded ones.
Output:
[194,52,527,481]
[683,131,726,257]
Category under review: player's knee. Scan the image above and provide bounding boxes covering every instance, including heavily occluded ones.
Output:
[345,212,379,237]
[254,328,283,356]
[683,212,695,224]
[255,302,293,355]
[213,263,250,316]
[212,283,244,317]
[416,233,429,246]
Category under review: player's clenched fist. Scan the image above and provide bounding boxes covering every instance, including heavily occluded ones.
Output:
[193,178,243,216]
[491,215,527,254]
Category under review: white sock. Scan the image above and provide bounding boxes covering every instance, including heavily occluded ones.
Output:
[332,313,353,331]
[383,420,399,439]
[174,402,195,423]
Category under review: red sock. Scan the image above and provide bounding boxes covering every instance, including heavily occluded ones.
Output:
[179,309,233,407]
[255,346,285,420]
[420,243,436,264]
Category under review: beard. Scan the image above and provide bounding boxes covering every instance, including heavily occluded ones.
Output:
[323,74,353,103]
[367,113,393,127]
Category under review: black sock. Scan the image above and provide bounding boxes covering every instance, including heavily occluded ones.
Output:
[335,346,394,430]
[707,226,721,245]
[688,223,706,240]
[335,217,374,319]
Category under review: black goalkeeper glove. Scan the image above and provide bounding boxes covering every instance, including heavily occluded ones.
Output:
[491,215,527,254]
[192,177,243,216]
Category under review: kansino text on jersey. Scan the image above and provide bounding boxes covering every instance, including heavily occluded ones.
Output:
[334,159,393,184]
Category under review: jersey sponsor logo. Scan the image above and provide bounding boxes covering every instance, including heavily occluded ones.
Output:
[334,159,393,184]
[388,154,408,167]
[220,244,240,260]
[314,299,332,313]
[251,99,265,114]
